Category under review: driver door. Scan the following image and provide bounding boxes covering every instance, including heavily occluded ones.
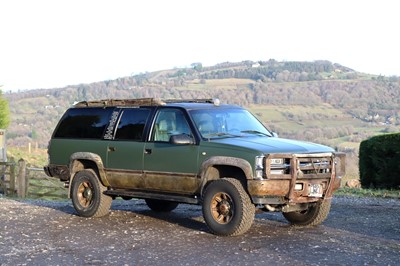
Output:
[143,108,200,194]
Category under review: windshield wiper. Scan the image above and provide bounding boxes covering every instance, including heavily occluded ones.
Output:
[203,132,240,138]
[240,130,271,137]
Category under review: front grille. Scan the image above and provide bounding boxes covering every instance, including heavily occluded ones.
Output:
[265,153,334,179]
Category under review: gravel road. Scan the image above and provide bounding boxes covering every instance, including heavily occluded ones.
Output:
[0,195,399,266]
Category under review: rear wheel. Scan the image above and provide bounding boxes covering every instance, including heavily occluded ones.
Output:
[282,199,331,226]
[145,199,179,212]
[71,169,112,217]
[202,178,255,236]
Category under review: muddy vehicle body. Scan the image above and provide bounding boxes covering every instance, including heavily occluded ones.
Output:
[45,98,345,236]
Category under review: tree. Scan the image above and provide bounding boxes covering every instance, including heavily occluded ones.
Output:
[0,88,10,129]
[191,62,203,71]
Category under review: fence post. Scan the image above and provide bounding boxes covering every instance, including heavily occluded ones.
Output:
[17,159,27,198]
[0,162,7,194]
[9,158,16,196]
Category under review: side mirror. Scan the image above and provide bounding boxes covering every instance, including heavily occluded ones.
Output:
[169,134,195,145]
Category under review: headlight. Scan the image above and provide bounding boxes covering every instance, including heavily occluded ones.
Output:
[270,158,284,165]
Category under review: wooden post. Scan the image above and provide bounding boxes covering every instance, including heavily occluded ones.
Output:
[17,159,27,198]
[9,158,16,196]
[0,162,6,194]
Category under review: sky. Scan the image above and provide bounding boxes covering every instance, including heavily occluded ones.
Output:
[1,0,399,92]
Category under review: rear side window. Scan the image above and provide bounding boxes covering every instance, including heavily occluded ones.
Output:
[114,108,151,141]
[54,107,114,139]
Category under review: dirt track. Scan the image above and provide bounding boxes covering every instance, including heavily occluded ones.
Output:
[1,195,399,266]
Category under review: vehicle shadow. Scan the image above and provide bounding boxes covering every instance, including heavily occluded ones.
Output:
[21,197,210,234]
[111,199,209,233]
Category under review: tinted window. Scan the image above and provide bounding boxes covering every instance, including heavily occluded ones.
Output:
[114,108,151,141]
[54,107,114,139]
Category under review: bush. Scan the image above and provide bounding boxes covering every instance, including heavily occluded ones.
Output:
[359,133,400,189]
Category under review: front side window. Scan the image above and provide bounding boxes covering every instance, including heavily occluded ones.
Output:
[114,108,151,141]
[151,109,192,142]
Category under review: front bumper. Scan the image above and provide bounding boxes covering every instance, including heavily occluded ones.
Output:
[248,152,345,204]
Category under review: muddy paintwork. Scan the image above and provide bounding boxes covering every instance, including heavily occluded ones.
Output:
[44,98,345,206]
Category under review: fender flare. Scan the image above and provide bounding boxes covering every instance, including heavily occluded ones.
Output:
[68,152,109,196]
[199,156,254,196]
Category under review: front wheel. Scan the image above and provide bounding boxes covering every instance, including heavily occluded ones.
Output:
[202,178,255,236]
[282,199,332,226]
[71,169,112,217]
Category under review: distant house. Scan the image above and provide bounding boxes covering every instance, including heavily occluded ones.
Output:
[252,63,260,68]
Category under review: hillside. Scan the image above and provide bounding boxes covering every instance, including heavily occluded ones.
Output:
[4,60,400,176]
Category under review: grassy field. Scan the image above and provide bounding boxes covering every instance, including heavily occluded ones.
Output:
[7,146,48,167]
[174,78,254,91]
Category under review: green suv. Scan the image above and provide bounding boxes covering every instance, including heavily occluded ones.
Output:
[45,98,345,236]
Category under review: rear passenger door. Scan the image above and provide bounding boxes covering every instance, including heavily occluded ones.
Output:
[105,108,151,189]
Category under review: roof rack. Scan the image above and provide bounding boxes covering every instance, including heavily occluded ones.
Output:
[164,98,214,104]
[73,98,215,107]
[73,98,165,107]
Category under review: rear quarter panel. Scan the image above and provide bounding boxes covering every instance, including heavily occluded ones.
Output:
[49,139,107,165]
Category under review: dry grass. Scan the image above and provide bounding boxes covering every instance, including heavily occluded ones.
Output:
[7,146,48,168]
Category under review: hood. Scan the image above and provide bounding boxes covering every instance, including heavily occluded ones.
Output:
[211,136,334,154]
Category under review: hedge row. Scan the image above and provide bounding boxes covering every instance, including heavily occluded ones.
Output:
[359,133,400,189]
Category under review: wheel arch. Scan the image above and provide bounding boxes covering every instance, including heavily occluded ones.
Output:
[199,156,253,196]
[68,152,109,197]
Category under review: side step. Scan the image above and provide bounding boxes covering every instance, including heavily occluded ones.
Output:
[104,189,200,204]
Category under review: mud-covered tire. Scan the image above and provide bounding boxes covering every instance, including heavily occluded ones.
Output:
[282,199,332,226]
[202,178,255,236]
[145,199,179,212]
[71,169,112,217]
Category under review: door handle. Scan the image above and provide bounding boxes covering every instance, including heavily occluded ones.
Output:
[108,146,116,152]
[145,149,152,154]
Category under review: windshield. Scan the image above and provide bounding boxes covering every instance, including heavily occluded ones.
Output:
[189,108,272,139]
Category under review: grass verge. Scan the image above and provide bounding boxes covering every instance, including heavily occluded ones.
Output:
[335,187,400,199]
